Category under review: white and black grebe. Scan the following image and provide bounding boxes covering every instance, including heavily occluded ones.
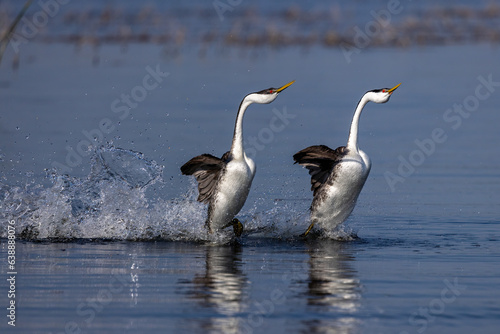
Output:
[181,81,295,236]
[294,83,401,236]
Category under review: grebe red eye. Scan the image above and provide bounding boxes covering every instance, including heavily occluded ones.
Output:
[382,89,386,93]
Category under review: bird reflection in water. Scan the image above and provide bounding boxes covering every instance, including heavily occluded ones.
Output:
[304,239,361,333]
[183,244,248,334]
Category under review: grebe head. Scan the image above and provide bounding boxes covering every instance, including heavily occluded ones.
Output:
[244,80,295,104]
[365,83,401,104]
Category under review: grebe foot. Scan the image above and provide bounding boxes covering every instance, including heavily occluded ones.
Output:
[222,218,244,237]
[301,222,315,237]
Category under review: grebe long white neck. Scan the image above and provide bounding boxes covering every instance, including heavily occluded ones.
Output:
[230,98,253,160]
[347,94,370,152]
[230,86,293,160]
[346,83,401,152]
[230,81,295,160]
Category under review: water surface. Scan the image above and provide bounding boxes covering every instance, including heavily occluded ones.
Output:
[1,1,500,333]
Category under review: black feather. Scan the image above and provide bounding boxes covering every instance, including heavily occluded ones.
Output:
[180,153,229,204]
[293,145,347,196]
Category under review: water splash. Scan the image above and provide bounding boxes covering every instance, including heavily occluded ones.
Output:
[0,145,356,243]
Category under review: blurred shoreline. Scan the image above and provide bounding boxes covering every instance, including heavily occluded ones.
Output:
[1,3,500,53]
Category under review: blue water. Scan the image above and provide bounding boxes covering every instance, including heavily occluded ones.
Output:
[1,1,500,333]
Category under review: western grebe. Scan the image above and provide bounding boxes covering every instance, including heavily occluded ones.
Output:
[182,80,295,236]
[294,83,401,236]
